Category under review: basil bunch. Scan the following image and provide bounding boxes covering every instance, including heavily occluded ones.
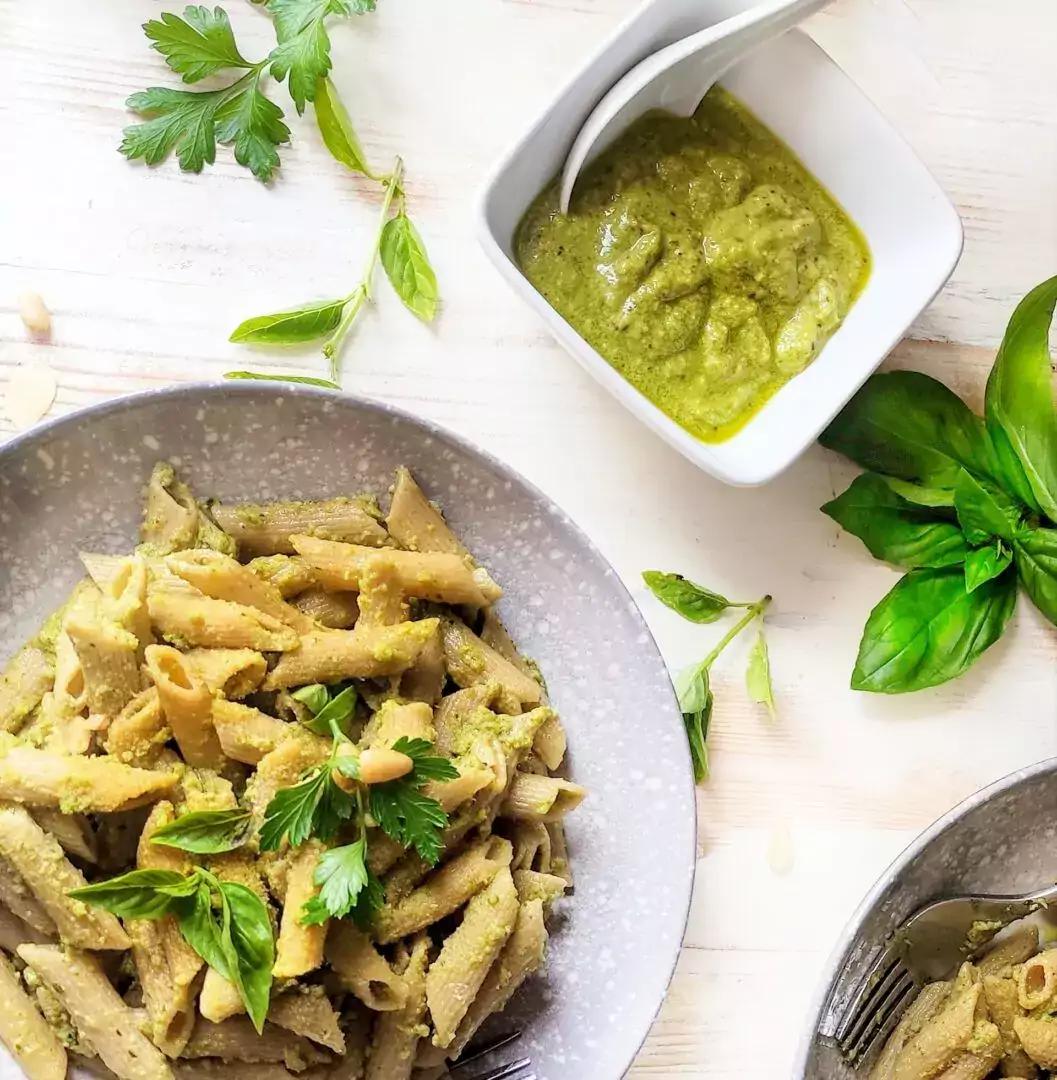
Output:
[821,276,1057,693]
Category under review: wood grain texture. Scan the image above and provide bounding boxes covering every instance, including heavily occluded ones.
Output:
[1,1,1055,1077]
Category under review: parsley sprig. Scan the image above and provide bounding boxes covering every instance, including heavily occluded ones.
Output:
[260,684,457,926]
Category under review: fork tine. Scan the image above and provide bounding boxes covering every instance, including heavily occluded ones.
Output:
[464,1058,533,1080]
[838,952,908,1049]
[834,943,903,1043]
[452,1031,522,1068]
[841,968,915,1064]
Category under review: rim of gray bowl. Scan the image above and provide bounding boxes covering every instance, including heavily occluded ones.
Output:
[2,379,698,1078]
[794,752,1057,1077]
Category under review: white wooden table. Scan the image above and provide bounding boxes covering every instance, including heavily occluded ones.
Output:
[3,0,1056,1075]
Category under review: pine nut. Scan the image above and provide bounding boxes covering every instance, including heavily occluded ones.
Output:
[359,747,414,785]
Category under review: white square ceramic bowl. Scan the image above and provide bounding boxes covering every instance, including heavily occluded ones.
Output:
[477,7,963,486]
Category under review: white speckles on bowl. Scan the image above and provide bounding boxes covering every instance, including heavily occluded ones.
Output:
[0,383,696,1080]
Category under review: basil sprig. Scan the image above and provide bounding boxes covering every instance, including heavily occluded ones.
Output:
[69,867,273,1031]
[821,276,1057,693]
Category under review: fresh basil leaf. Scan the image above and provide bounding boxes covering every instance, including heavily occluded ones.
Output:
[229,298,348,344]
[821,474,967,569]
[642,571,734,623]
[953,470,1024,545]
[150,809,253,854]
[985,276,1057,521]
[879,477,956,510]
[820,371,999,488]
[676,664,711,782]
[291,683,329,715]
[305,685,357,737]
[392,736,460,783]
[745,630,776,719]
[67,869,189,919]
[379,213,438,322]
[145,7,252,83]
[964,543,1012,593]
[259,765,329,850]
[219,882,274,1033]
[314,76,373,176]
[851,565,1016,693]
[175,879,235,982]
[224,372,341,389]
[1013,527,1057,622]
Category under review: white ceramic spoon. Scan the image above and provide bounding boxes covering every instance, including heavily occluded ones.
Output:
[558,0,831,213]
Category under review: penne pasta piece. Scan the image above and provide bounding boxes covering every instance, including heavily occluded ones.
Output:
[290,587,360,629]
[433,683,502,755]
[246,555,318,598]
[510,820,552,874]
[871,982,952,1080]
[426,867,519,1048]
[245,734,330,829]
[440,619,541,709]
[292,535,497,608]
[263,621,440,690]
[355,559,410,627]
[325,922,408,1012]
[532,711,567,771]
[980,974,1035,1079]
[0,802,129,950]
[104,556,153,654]
[423,765,494,814]
[0,951,67,1080]
[212,497,390,557]
[166,550,313,632]
[272,841,328,979]
[146,646,224,769]
[365,934,429,1080]
[0,905,52,952]
[978,924,1040,977]
[212,699,292,765]
[385,467,466,556]
[360,700,435,750]
[183,648,267,700]
[0,742,178,811]
[148,587,300,652]
[64,595,142,719]
[52,632,88,715]
[399,627,447,705]
[0,645,54,735]
[499,772,586,822]
[374,837,512,945]
[1014,1015,1057,1069]
[18,944,172,1080]
[106,687,170,766]
[1019,949,1057,1010]
[180,1018,330,1071]
[0,858,58,938]
[141,461,199,556]
[890,979,982,1080]
[443,898,548,1062]
[268,986,345,1053]
[513,868,568,906]
[336,1003,372,1080]
[29,807,97,863]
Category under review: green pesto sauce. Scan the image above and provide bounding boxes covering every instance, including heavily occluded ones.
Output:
[515,87,871,442]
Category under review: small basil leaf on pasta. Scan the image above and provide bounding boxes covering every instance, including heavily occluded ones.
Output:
[175,878,236,982]
[67,869,190,918]
[291,683,329,715]
[229,298,349,344]
[219,882,274,1033]
[642,571,739,624]
[745,631,776,719]
[379,213,439,322]
[150,808,253,854]
[307,684,358,737]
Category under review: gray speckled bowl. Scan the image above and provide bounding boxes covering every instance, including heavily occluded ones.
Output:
[0,383,696,1080]
[797,757,1057,1078]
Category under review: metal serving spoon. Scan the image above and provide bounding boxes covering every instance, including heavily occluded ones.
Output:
[559,0,831,213]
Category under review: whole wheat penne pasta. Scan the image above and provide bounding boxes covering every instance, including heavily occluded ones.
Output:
[336,1003,372,1080]
[273,841,328,979]
[871,982,952,1080]
[444,898,548,1062]
[19,944,172,1080]
[0,645,54,734]
[513,868,568,906]
[365,934,430,1080]
[426,867,519,1048]
[532,711,567,770]
[146,646,224,769]
[0,858,57,938]
[0,802,129,950]
[385,467,466,556]
[292,535,496,608]
[52,632,88,714]
[890,981,981,1080]
[355,559,410,627]
[148,587,299,652]
[1019,949,1057,1010]
[980,974,1035,1079]
[172,1065,302,1080]
[0,742,178,811]
[1014,1015,1057,1069]
[290,587,360,629]
[263,621,439,689]
[399,627,447,705]
[267,987,345,1053]
[499,772,586,822]
[374,837,512,944]
[432,683,502,755]
[64,598,142,718]
[212,497,390,557]
[440,619,541,709]
[246,555,318,597]
[544,819,574,888]
[424,766,494,813]
[0,951,67,1080]
[104,556,153,654]
[510,821,552,874]
[141,461,199,556]
[978,924,1040,977]
[29,807,97,863]
[183,648,267,701]
[106,687,170,766]
[245,734,330,828]
[360,700,435,749]
[212,699,292,764]
[0,905,51,952]
[325,922,408,1012]
[181,1018,330,1071]
[166,550,314,632]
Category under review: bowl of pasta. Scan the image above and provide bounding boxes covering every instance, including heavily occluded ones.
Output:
[0,383,695,1080]
[798,756,1057,1079]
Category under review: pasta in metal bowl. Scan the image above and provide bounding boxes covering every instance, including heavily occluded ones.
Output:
[0,461,584,1080]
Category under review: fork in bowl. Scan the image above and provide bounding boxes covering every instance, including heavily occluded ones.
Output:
[831,881,1057,1068]
[448,1031,536,1080]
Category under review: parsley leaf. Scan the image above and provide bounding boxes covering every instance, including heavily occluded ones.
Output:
[314,773,356,841]
[392,737,460,783]
[214,73,290,180]
[370,778,448,865]
[145,6,253,83]
[299,838,382,925]
[259,765,330,850]
[267,0,367,114]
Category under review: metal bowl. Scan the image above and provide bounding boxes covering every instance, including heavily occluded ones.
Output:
[0,383,696,1080]
[795,757,1057,1078]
